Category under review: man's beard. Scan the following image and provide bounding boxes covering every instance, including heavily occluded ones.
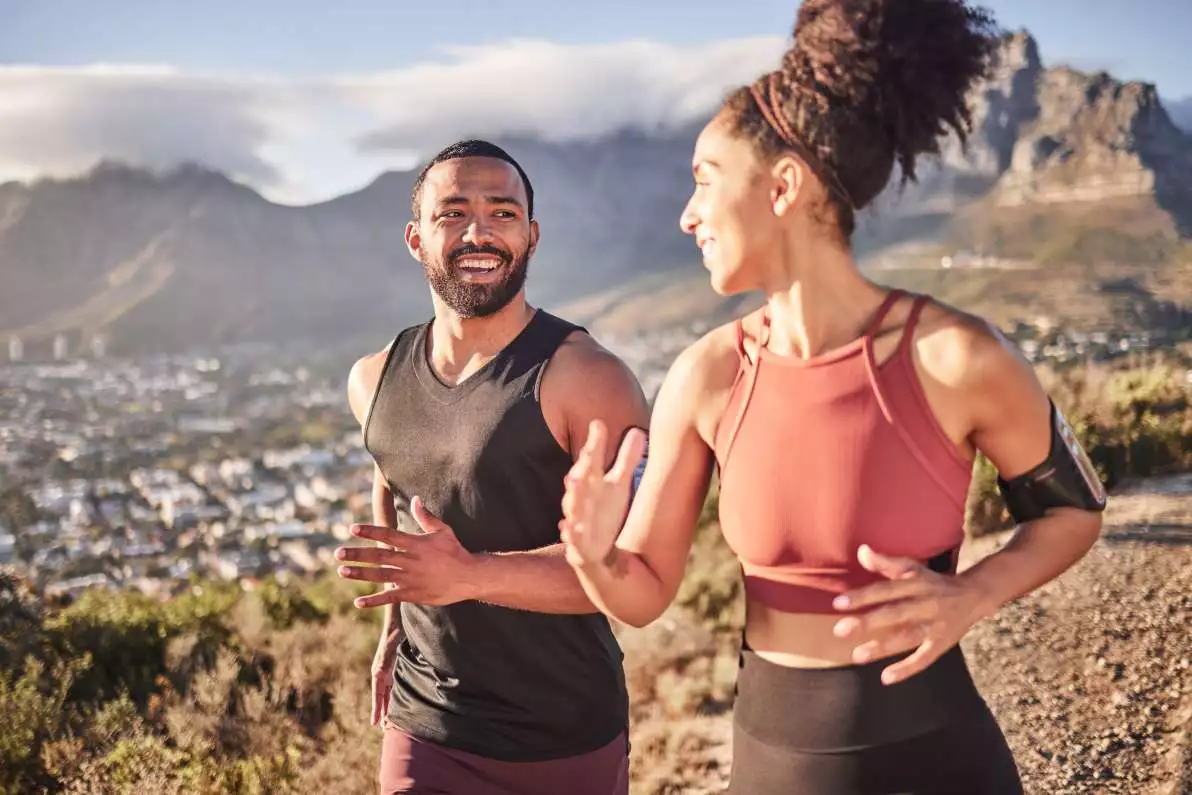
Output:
[423,243,531,318]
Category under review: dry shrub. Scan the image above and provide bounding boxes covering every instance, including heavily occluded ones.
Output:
[967,356,1192,537]
[296,668,381,795]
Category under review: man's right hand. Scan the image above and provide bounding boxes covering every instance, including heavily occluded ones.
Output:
[370,634,400,728]
[559,419,646,568]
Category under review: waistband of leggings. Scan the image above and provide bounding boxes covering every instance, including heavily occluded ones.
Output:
[733,642,988,752]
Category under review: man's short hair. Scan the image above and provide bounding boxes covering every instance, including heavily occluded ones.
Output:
[410,139,535,220]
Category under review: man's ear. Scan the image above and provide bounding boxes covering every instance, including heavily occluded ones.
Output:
[527,219,540,258]
[405,220,421,260]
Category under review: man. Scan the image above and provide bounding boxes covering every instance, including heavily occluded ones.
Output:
[336,139,649,795]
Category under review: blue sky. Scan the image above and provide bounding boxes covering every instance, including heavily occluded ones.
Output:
[1,0,1188,203]
[6,0,1189,93]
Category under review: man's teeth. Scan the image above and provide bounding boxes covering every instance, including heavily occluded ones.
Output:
[459,257,500,271]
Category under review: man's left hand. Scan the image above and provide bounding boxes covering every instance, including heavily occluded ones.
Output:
[336,496,476,608]
[831,544,992,685]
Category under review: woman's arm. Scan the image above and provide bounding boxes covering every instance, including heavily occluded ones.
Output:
[561,342,718,628]
[951,329,1103,615]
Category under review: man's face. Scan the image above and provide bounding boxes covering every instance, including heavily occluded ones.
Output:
[405,157,538,318]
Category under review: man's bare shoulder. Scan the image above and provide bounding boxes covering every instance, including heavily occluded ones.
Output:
[347,342,395,427]
[550,331,646,407]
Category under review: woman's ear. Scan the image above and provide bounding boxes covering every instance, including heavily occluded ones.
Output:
[771,155,805,216]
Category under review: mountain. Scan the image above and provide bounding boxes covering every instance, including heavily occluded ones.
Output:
[1168,97,1192,134]
[0,162,420,355]
[2,31,1190,356]
[0,130,702,357]
[867,31,1192,264]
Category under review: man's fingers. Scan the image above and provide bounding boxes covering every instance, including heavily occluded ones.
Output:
[373,678,392,729]
[410,496,448,534]
[881,638,943,685]
[351,523,407,547]
[335,546,408,566]
[339,565,404,584]
[607,427,647,485]
[353,588,404,609]
[371,687,384,727]
[857,544,926,581]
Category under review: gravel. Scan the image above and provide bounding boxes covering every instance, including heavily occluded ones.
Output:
[962,475,1192,795]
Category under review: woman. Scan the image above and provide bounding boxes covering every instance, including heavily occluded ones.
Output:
[558,0,1106,792]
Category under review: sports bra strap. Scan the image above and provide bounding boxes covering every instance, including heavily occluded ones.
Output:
[751,290,913,360]
[898,294,932,354]
[863,289,907,340]
[735,312,771,365]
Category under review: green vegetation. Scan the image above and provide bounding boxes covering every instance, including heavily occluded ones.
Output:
[0,572,381,795]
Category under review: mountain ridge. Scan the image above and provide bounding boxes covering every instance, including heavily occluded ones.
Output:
[2,30,1190,357]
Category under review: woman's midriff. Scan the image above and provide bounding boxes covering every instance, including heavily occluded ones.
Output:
[744,599,922,669]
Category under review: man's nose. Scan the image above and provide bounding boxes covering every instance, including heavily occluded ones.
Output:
[462,218,493,245]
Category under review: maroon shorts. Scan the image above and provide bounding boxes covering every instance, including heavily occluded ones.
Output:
[378,723,629,795]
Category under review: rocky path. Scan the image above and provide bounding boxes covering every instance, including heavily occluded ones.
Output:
[623,473,1192,794]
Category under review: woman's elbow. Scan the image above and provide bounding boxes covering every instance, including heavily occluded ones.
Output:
[622,612,661,630]
[615,600,669,629]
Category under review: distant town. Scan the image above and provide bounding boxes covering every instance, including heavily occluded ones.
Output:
[0,314,1180,600]
[0,338,372,600]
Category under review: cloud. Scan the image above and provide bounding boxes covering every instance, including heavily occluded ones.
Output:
[0,36,787,203]
[0,65,291,189]
[347,37,787,155]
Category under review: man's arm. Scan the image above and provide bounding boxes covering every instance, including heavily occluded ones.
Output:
[462,337,652,612]
[343,508,600,613]
[367,465,404,727]
[347,349,405,726]
[338,334,652,615]
[564,340,718,628]
[468,542,596,614]
[454,336,651,613]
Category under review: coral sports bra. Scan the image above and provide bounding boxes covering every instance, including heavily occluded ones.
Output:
[713,290,975,614]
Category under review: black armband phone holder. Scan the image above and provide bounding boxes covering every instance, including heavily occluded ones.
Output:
[996,400,1107,524]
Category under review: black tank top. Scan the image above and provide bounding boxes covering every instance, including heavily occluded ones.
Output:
[363,309,628,762]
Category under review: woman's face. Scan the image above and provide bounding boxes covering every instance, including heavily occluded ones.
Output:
[679,115,792,296]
